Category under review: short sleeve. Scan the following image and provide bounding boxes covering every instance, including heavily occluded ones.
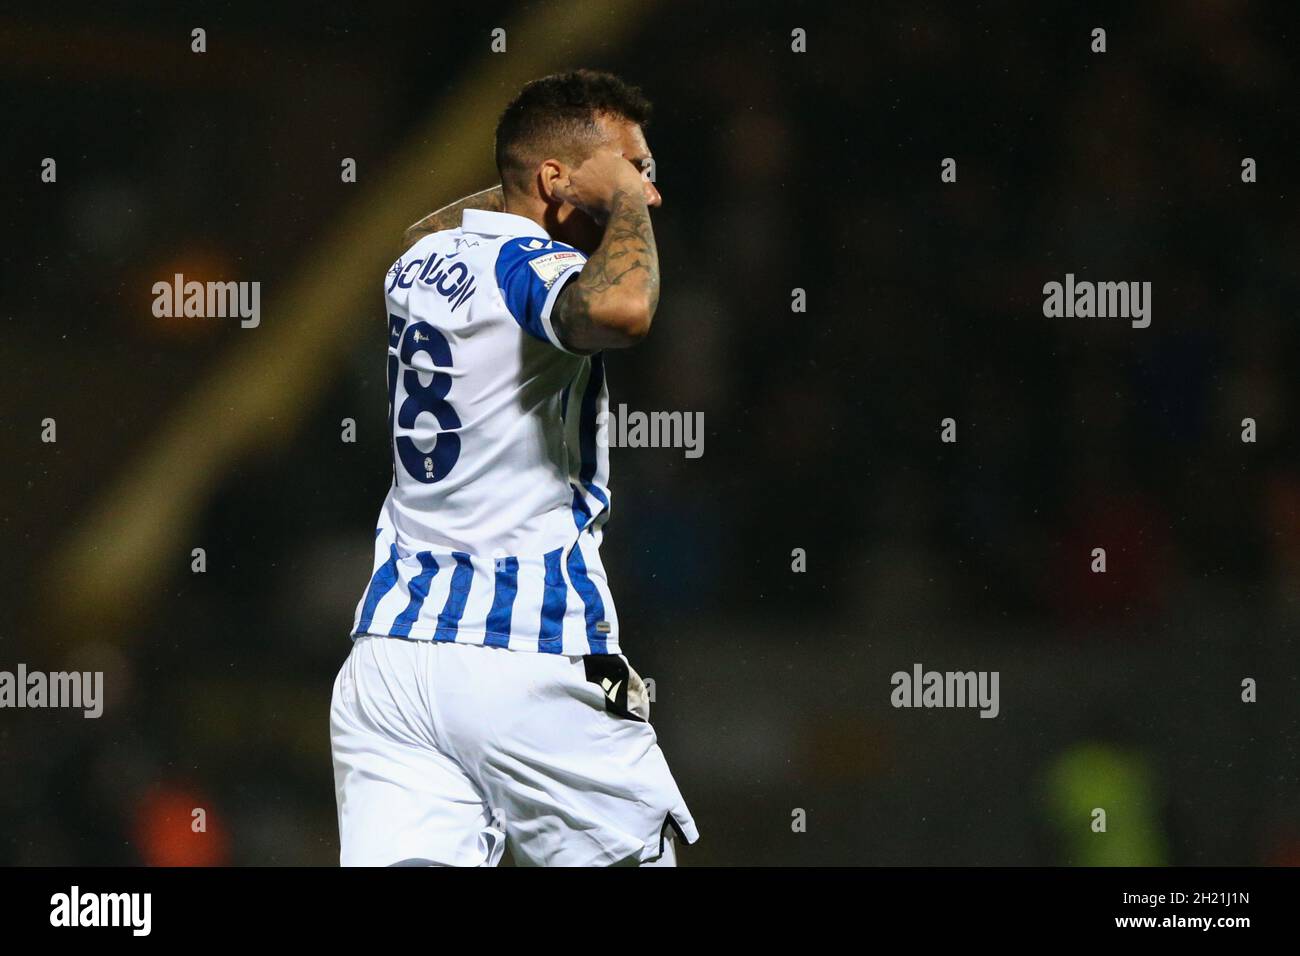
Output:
[494,238,587,352]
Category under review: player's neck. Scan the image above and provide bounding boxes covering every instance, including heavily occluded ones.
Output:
[503,192,592,252]
[502,194,549,232]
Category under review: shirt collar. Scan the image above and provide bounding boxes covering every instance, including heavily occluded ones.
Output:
[461,208,550,239]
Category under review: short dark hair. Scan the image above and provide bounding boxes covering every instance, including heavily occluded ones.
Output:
[494,69,652,195]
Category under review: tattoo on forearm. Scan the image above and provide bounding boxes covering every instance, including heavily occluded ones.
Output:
[554,188,659,349]
[403,186,504,248]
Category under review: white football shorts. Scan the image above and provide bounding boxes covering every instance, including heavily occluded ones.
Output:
[330,634,698,866]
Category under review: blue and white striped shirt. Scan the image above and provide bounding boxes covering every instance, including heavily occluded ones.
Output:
[352,210,618,655]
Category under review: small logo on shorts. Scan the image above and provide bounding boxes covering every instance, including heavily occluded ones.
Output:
[601,678,623,703]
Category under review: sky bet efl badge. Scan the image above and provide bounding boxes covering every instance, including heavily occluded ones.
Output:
[527,249,584,288]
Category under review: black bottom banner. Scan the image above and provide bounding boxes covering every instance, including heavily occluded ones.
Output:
[0,866,1285,941]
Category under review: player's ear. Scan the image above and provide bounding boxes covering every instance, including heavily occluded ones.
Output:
[537,159,567,205]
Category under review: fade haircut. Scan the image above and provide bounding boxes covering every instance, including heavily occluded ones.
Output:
[494,69,652,197]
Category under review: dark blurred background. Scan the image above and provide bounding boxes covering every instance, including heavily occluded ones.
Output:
[1,0,1297,865]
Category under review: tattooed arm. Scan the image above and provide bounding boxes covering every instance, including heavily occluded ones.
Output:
[551,152,659,352]
[402,185,504,249]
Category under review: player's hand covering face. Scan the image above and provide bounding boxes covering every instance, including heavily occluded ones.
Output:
[553,147,657,225]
